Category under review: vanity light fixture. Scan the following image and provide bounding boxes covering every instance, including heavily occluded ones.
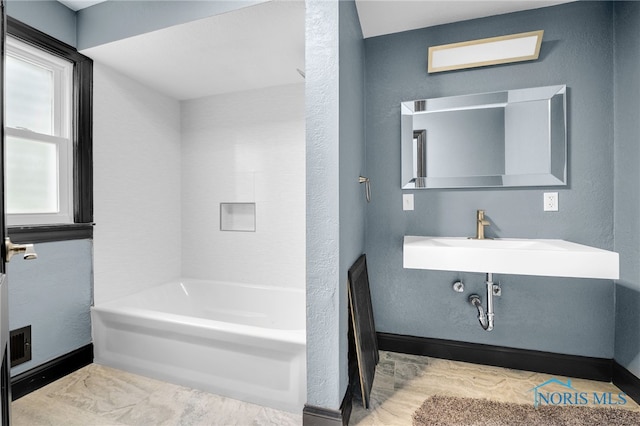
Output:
[428,30,544,73]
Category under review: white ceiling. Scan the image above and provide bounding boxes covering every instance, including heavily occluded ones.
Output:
[57,0,106,11]
[75,0,574,101]
[81,1,305,100]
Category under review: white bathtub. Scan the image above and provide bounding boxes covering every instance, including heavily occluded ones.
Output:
[91,279,306,413]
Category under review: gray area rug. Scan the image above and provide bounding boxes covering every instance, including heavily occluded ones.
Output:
[412,395,640,426]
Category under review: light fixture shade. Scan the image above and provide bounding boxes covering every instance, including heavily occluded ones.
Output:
[428,30,544,73]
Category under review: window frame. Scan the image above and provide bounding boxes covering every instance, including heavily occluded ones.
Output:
[6,36,74,225]
[6,17,93,243]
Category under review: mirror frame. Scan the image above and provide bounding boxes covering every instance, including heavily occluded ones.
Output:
[401,85,567,189]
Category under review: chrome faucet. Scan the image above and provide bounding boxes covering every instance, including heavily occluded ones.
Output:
[473,209,491,240]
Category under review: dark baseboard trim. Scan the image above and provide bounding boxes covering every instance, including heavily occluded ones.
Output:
[613,361,640,405]
[377,332,612,382]
[303,385,352,426]
[11,344,93,401]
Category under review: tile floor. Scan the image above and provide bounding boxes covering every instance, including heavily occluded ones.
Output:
[11,364,301,426]
[12,351,638,425]
[350,351,640,425]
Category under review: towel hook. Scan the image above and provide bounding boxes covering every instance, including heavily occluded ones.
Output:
[359,176,371,203]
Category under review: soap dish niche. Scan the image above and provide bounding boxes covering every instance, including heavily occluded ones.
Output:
[220,202,256,232]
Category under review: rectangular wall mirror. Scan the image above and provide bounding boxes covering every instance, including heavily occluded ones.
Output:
[401,85,567,189]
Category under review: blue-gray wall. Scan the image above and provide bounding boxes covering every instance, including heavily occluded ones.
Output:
[9,240,93,375]
[614,1,640,378]
[339,0,366,406]
[306,0,366,410]
[76,0,265,50]
[364,1,616,358]
[305,0,341,408]
[6,0,265,51]
[6,0,76,47]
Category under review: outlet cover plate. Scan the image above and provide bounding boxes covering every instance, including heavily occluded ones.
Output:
[544,192,559,212]
[403,194,414,211]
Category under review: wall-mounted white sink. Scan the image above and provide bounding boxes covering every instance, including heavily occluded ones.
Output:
[403,236,619,279]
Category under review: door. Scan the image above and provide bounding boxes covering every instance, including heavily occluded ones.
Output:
[0,1,9,423]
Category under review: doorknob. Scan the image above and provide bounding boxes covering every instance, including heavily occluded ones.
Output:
[4,238,38,262]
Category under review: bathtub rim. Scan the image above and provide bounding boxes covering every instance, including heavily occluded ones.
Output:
[108,277,307,297]
[91,277,306,346]
[91,305,306,347]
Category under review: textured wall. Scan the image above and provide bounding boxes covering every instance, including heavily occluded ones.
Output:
[93,63,182,304]
[305,0,366,410]
[181,84,305,289]
[338,0,366,404]
[9,240,93,375]
[364,1,615,358]
[305,0,342,408]
[6,0,77,47]
[614,1,640,378]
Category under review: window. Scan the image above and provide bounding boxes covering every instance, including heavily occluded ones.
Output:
[6,36,74,225]
[6,17,93,242]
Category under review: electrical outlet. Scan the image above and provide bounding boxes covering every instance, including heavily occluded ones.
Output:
[544,192,559,212]
[403,194,414,211]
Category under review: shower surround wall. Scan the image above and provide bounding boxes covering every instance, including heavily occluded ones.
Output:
[181,83,305,288]
[94,64,304,301]
[93,63,182,304]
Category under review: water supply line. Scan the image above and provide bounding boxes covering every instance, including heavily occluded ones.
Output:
[468,273,497,331]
